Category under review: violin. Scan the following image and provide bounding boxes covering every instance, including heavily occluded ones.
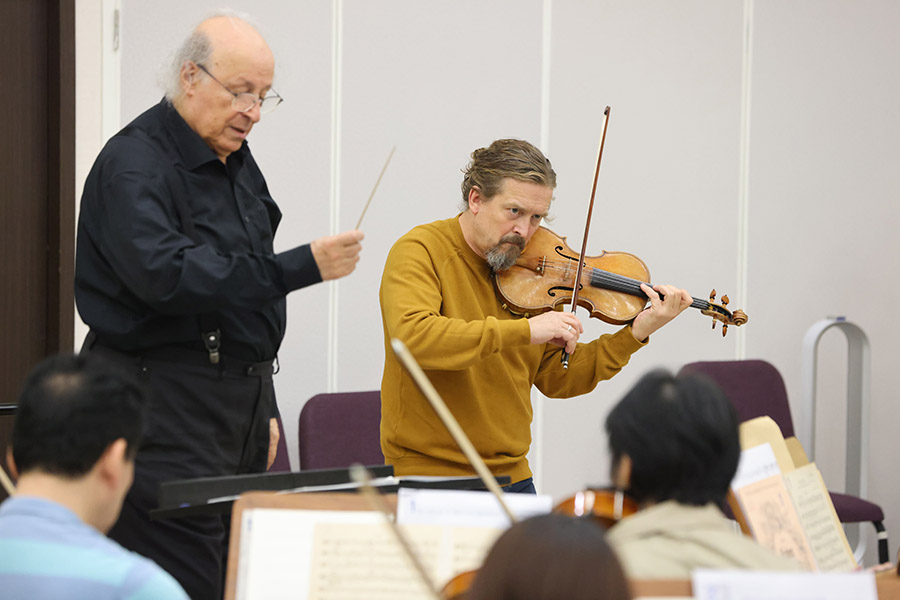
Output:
[441,570,477,600]
[493,226,748,337]
[553,487,638,529]
[493,107,747,342]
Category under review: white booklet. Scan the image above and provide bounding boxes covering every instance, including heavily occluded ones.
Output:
[396,487,552,527]
[692,569,876,600]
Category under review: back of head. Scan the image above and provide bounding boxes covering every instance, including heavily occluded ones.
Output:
[13,353,148,477]
[460,139,557,211]
[467,513,631,600]
[605,369,740,506]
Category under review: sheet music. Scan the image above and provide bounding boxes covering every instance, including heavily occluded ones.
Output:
[236,508,500,600]
[237,509,379,600]
[309,523,438,599]
[692,569,876,600]
[734,474,817,570]
[782,464,857,572]
[309,523,498,599]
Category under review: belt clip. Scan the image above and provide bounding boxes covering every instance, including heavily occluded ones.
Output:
[202,329,222,364]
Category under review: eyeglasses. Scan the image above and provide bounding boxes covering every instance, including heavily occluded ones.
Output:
[196,63,283,114]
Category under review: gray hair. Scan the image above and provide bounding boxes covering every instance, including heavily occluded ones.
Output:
[162,30,212,102]
[161,10,262,102]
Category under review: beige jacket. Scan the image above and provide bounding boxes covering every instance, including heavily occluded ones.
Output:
[607,500,805,579]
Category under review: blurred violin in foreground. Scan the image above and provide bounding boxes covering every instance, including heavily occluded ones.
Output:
[553,487,638,529]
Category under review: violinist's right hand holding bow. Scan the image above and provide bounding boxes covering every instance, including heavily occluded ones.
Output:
[528,311,584,355]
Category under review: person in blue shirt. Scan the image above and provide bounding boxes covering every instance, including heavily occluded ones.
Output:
[0,353,187,599]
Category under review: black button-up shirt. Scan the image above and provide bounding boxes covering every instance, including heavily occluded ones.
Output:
[75,100,321,361]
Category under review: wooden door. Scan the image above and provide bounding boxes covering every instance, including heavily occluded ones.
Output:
[0,0,75,499]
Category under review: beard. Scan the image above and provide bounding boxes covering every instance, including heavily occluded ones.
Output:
[486,234,526,272]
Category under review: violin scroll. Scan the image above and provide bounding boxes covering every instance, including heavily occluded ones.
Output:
[702,289,749,337]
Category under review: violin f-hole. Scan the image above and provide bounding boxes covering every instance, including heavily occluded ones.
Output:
[547,285,576,298]
[554,245,580,264]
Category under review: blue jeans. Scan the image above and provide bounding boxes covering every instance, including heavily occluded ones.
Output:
[502,477,536,494]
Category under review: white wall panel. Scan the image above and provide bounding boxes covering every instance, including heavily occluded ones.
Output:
[337,0,544,394]
[74,0,105,350]
[541,0,745,499]
[748,0,900,563]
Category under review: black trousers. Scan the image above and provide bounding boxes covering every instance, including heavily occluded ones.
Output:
[93,346,274,600]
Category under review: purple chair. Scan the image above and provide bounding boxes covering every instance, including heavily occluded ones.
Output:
[679,359,888,564]
[298,391,384,470]
[267,415,291,472]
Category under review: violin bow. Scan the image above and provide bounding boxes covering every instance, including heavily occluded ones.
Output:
[562,106,611,369]
[391,339,519,525]
[349,463,443,600]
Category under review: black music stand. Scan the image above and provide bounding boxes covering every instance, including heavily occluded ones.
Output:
[151,466,509,520]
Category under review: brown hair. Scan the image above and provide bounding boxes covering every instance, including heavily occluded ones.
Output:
[466,513,632,600]
[459,139,557,211]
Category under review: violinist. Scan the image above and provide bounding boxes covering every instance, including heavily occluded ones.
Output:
[604,369,803,578]
[379,138,692,493]
[465,513,631,600]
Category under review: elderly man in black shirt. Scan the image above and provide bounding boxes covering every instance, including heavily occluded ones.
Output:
[75,13,362,599]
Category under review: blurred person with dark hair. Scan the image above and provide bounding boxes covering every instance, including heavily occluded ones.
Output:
[466,512,631,600]
[0,353,187,599]
[604,369,802,578]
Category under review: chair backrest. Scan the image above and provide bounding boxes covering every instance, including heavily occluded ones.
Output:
[298,390,383,470]
[677,359,795,438]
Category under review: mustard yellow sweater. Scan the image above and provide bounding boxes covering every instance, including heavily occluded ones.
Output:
[380,216,645,484]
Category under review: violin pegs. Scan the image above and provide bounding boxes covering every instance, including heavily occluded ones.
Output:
[722,323,729,337]
[722,294,730,307]
[709,289,717,303]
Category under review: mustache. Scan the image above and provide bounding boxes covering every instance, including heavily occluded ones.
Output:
[486,234,527,272]
[499,234,526,250]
